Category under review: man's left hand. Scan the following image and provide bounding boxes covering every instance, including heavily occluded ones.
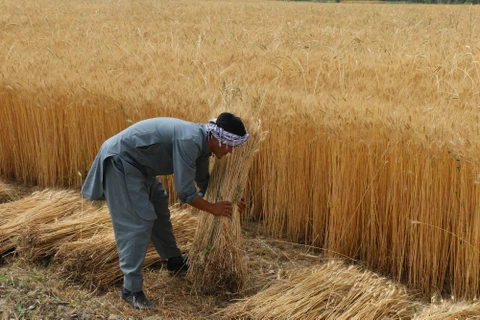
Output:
[238,197,247,215]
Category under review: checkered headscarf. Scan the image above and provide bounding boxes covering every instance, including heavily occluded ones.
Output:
[206,118,249,150]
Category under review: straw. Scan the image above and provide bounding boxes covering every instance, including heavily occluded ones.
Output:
[219,260,421,319]
[55,206,198,289]
[0,189,90,255]
[187,118,266,295]
[17,205,110,261]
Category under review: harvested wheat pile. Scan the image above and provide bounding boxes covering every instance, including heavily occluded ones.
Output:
[55,230,118,289]
[187,119,265,295]
[0,190,54,229]
[219,260,421,320]
[55,206,197,289]
[413,300,480,320]
[0,189,90,255]
[17,205,111,261]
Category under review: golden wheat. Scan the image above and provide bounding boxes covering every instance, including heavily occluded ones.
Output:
[1,0,480,299]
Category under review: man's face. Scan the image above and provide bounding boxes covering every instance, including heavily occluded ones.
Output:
[212,143,233,159]
[209,137,234,159]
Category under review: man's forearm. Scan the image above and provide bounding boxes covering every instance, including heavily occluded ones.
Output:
[189,196,214,214]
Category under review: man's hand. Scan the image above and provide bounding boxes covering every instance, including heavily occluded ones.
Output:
[210,201,233,218]
[238,197,247,215]
[189,196,245,218]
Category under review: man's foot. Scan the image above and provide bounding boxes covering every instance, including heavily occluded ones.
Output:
[121,287,155,310]
[167,255,189,273]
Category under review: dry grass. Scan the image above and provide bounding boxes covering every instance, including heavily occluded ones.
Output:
[1,0,480,299]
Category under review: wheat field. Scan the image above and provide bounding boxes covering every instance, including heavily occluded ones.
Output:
[1,0,480,300]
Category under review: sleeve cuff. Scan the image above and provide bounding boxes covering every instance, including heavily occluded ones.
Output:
[180,192,200,204]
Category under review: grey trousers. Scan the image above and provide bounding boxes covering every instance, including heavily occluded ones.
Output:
[103,156,181,292]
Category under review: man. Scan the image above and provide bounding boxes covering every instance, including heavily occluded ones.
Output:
[81,112,249,309]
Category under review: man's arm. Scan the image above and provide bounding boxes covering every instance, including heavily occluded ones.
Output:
[195,156,210,196]
[189,196,233,218]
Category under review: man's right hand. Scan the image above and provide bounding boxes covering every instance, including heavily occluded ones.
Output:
[210,201,233,218]
[189,197,233,218]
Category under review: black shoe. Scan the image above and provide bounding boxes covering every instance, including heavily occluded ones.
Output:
[167,255,189,273]
[121,288,155,310]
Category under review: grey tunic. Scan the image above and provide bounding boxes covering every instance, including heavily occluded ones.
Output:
[81,117,211,219]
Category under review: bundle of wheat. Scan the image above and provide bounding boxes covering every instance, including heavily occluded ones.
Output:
[17,205,110,261]
[55,206,197,289]
[219,260,421,319]
[413,300,480,320]
[0,189,88,255]
[0,189,54,228]
[187,119,265,295]
[55,230,117,289]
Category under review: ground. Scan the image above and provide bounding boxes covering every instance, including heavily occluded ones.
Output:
[0,222,325,320]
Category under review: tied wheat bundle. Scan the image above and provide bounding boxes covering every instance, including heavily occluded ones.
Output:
[61,240,167,290]
[0,189,57,229]
[55,206,197,289]
[55,230,117,289]
[220,260,420,319]
[17,205,111,261]
[187,120,265,295]
[0,189,87,255]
